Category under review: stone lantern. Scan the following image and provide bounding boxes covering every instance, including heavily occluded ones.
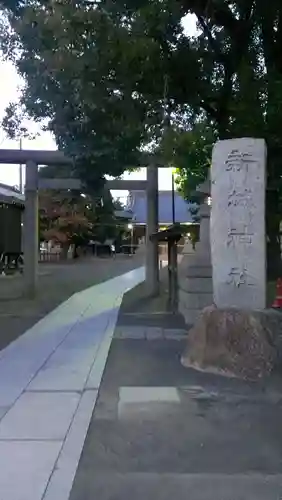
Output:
[194,176,211,257]
[178,176,213,326]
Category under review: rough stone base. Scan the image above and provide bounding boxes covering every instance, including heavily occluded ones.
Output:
[181,305,282,380]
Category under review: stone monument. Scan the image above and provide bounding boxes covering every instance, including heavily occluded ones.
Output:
[211,138,266,309]
[178,177,213,326]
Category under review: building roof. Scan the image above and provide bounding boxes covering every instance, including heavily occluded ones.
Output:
[126,190,196,224]
[0,183,24,207]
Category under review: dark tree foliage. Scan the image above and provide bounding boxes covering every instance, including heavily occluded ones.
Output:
[1,0,282,275]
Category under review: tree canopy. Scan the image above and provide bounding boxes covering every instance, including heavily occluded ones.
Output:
[2,2,282,184]
[0,0,152,188]
[38,163,128,247]
[39,189,91,248]
[1,0,282,275]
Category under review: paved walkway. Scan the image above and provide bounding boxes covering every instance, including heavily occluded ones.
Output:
[0,255,143,351]
[0,266,145,500]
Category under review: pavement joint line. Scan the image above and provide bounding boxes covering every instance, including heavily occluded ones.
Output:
[84,306,122,390]
[0,406,11,423]
[2,315,84,414]
[42,390,99,500]
[41,390,86,500]
[26,387,107,395]
[2,275,97,328]
[0,296,91,376]
[0,266,145,499]
[0,437,64,442]
[21,287,107,392]
[0,404,13,425]
[25,303,120,396]
[41,269,144,500]
[80,319,114,391]
[85,336,115,390]
[26,389,84,394]
[42,297,137,498]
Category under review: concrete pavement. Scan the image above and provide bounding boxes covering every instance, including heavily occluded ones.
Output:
[70,324,282,500]
[2,261,282,500]
[0,255,144,352]
[0,266,145,500]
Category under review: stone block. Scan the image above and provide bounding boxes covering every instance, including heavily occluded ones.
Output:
[122,327,146,339]
[179,291,213,310]
[179,277,213,294]
[0,392,80,440]
[115,326,146,339]
[163,329,187,340]
[145,327,163,340]
[0,441,61,500]
[183,265,212,278]
[180,237,196,256]
[211,138,266,309]
[119,386,180,404]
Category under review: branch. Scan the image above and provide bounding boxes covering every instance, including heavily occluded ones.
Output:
[180,0,238,34]
[197,1,255,136]
[196,14,226,65]
[181,0,254,40]
[199,99,219,120]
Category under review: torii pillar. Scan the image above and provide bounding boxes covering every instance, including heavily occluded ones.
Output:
[146,164,159,295]
[0,148,161,298]
[23,160,39,297]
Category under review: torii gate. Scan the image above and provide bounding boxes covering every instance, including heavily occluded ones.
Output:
[0,149,160,297]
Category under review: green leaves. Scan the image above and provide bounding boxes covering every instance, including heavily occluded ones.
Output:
[1,2,149,188]
[160,122,215,200]
[2,0,282,211]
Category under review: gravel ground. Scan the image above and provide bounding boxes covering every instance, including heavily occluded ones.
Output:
[0,255,143,352]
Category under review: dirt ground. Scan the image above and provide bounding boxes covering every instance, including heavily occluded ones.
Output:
[0,255,143,352]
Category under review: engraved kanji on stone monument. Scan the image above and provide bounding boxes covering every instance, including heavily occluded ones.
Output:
[211,138,266,309]
[225,149,257,171]
[226,224,253,248]
[227,188,256,210]
[226,266,255,287]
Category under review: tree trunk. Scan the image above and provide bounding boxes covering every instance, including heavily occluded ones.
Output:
[60,242,70,260]
[266,190,282,280]
[73,244,79,259]
[267,224,281,280]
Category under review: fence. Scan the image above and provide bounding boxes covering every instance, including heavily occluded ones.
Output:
[39,249,62,262]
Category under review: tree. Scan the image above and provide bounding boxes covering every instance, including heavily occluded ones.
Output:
[39,189,93,257]
[0,0,149,189]
[38,187,127,254]
[160,122,215,200]
[159,1,282,277]
[2,0,282,276]
[38,164,124,254]
[113,0,282,277]
[2,1,282,154]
